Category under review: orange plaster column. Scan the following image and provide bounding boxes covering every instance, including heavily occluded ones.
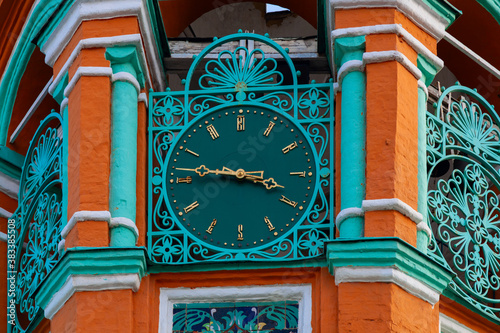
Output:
[329,2,459,332]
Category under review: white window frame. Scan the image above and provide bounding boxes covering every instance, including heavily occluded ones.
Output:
[159,284,312,333]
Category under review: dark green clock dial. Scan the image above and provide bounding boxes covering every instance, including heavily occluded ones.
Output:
[164,106,318,250]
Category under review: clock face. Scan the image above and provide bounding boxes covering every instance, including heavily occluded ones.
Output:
[163,106,318,250]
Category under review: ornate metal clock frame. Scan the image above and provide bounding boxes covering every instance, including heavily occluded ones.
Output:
[148,32,334,264]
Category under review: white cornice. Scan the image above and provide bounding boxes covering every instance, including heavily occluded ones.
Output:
[61,210,111,238]
[138,92,148,108]
[44,273,141,319]
[109,217,139,239]
[337,59,364,83]
[440,313,478,333]
[42,0,165,91]
[111,72,141,94]
[63,66,113,98]
[362,198,423,224]
[0,171,19,199]
[49,34,153,96]
[335,207,364,230]
[332,24,443,71]
[363,50,422,80]
[330,0,449,40]
[334,266,440,305]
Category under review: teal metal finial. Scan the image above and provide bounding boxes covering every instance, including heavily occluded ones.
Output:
[441,86,446,92]
[181,79,186,85]
[213,37,218,41]
[166,87,171,92]
[264,33,269,38]
[433,102,438,108]
[311,80,316,84]
[238,29,243,33]
[455,81,460,85]
[296,70,301,76]
[149,88,154,93]
[285,48,289,53]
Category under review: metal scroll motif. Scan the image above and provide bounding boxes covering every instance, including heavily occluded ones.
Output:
[148,32,334,264]
[426,85,500,323]
[8,112,63,333]
[173,301,299,332]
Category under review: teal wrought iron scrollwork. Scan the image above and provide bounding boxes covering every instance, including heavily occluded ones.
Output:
[8,112,64,333]
[148,32,334,264]
[426,84,500,323]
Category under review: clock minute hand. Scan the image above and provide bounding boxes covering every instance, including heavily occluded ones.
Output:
[175,165,235,177]
[252,177,285,190]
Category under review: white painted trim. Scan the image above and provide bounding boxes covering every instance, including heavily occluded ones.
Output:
[109,217,139,239]
[49,34,153,96]
[333,82,339,95]
[0,172,20,199]
[10,78,53,143]
[0,207,13,219]
[363,50,422,80]
[362,198,423,224]
[111,72,141,94]
[335,207,364,229]
[0,231,7,242]
[444,32,500,81]
[44,273,141,319]
[42,0,165,91]
[439,313,478,333]
[330,0,449,40]
[138,92,148,108]
[416,221,432,241]
[331,24,443,71]
[159,284,312,333]
[60,98,68,112]
[58,239,65,253]
[334,266,439,305]
[337,59,364,85]
[61,210,111,238]
[418,79,429,100]
[64,66,113,98]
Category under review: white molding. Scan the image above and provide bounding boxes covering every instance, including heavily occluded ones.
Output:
[0,172,19,199]
[42,0,165,91]
[138,92,148,108]
[0,207,13,219]
[416,221,432,241]
[0,231,7,242]
[159,284,312,333]
[444,32,500,81]
[111,72,141,94]
[332,23,443,71]
[440,313,478,333]
[109,217,139,239]
[330,0,449,40]
[362,198,423,224]
[337,59,365,85]
[63,66,113,98]
[418,79,429,100]
[334,266,439,305]
[61,210,111,238]
[60,98,68,112]
[49,34,153,96]
[363,50,422,80]
[57,239,65,253]
[335,207,364,230]
[44,273,141,320]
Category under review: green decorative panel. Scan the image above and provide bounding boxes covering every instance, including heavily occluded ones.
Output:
[148,32,334,264]
[426,84,500,324]
[8,112,64,333]
[173,301,299,333]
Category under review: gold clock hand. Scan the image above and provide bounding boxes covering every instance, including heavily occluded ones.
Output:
[252,177,285,190]
[175,165,235,177]
[222,166,264,180]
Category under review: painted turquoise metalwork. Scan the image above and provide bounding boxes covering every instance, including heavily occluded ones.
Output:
[148,32,334,264]
[0,0,65,145]
[335,36,366,238]
[476,0,500,24]
[427,84,500,324]
[8,111,64,333]
[106,46,145,247]
[173,301,299,332]
[326,238,455,294]
[35,247,147,311]
[416,55,439,253]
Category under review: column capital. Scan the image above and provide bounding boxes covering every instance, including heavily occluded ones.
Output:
[105,45,146,88]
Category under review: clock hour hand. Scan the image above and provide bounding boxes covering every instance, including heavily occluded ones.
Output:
[252,177,285,190]
[175,165,234,177]
[222,167,284,190]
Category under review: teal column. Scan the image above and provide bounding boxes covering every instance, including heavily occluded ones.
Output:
[416,55,438,252]
[105,46,145,247]
[335,36,366,238]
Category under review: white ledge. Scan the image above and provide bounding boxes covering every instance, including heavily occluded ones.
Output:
[44,273,141,320]
[0,231,7,243]
[138,92,148,108]
[418,79,429,99]
[111,72,141,94]
[64,66,113,98]
[337,59,365,84]
[416,221,432,241]
[61,210,111,238]
[335,207,364,230]
[0,172,20,199]
[363,50,422,80]
[440,313,478,333]
[334,266,439,305]
[330,0,450,40]
[0,207,13,219]
[362,198,423,224]
[332,24,443,71]
[109,217,139,239]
